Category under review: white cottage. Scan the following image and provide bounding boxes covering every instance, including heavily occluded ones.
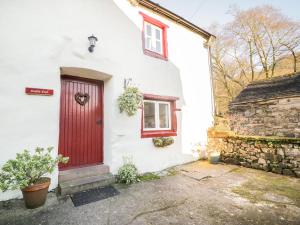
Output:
[0,0,215,200]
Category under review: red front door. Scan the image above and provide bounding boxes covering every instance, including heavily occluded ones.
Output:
[59,76,103,170]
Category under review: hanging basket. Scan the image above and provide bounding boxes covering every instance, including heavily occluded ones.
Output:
[118,87,142,116]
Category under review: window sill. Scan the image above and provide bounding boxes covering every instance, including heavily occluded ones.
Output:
[141,130,177,138]
[143,49,168,61]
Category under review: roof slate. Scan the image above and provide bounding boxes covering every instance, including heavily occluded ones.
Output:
[230,72,300,105]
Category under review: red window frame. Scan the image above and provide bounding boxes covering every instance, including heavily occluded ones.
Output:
[139,12,169,60]
[141,94,180,138]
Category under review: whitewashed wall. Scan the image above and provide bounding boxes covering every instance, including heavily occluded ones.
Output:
[0,0,213,201]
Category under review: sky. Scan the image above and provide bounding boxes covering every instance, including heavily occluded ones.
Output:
[153,0,300,30]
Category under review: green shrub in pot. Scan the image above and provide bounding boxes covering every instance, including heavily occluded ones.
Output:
[0,147,68,208]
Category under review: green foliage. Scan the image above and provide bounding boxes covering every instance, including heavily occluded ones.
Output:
[152,137,174,148]
[118,87,143,116]
[139,172,160,182]
[116,161,140,184]
[232,172,300,206]
[165,168,178,176]
[0,147,69,191]
[236,135,300,144]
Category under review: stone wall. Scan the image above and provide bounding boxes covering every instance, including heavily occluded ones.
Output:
[229,97,300,138]
[208,132,300,178]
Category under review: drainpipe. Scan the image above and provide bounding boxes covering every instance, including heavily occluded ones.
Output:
[205,36,217,120]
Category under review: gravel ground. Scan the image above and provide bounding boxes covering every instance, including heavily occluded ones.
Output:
[1,161,300,225]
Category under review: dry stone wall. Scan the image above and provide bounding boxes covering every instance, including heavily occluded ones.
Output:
[208,134,300,178]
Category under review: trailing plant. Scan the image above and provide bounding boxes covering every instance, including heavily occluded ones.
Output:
[116,157,140,184]
[152,137,174,148]
[0,147,69,191]
[118,86,143,116]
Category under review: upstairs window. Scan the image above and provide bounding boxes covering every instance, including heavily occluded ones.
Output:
[144,22,163,54]
[140,12,168,60]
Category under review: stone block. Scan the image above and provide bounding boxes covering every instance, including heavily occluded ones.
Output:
[239,150,246,155]
[251,157,258,163]
[258,158,266,165]
[240,162,251,168]
[263,165,271,172]
[273,155,283,162]
[265,153,273,161]
[252,163,261,169]
[262,148,270,153]
[272,167,282,174]
[285,149,300,157]
[293,169,300,178]
[282,169,295,177]
[241,143,248,148]
[224,158,240,165]
[276,148,285,156]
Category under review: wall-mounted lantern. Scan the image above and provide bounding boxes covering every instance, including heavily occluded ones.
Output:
[88,35,98,53]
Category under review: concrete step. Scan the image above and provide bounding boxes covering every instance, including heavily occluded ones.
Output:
[59,173,115,196]
[59,164,110,183]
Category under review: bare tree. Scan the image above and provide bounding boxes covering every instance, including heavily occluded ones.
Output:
[279,24,300,72]
[210,5,300,115]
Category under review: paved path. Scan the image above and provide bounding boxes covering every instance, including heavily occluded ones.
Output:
[1,161,300,225]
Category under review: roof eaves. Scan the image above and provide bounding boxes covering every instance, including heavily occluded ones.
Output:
[134,0,215,40]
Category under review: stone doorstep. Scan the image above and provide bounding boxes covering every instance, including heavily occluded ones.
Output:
[59,173,115,196]
[59,164,110,183]
[58,164,115,196]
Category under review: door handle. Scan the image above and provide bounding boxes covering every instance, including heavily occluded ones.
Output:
[96,119,102,125]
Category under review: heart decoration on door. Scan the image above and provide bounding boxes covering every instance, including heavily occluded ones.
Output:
[75,92,90,106]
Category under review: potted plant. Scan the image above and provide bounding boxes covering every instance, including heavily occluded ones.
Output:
[152,137,174,148]
[117,86,143,116]
[0,147,68,209]
[209,151,221,164]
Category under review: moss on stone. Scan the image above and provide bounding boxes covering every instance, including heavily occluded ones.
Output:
[209,129,300,144]
[166,168,178,176]
[139,172,160,182]
[226,134,300,144]
[228,167,243,173]
[232,172,300,206]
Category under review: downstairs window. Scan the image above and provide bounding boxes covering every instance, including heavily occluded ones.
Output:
[141,94,179,138]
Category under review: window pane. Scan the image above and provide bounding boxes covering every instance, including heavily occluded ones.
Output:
[146,24,152,36]
[155,28,161,40]
[145,37,151,50]
[159,103,170,128]
[155,40,162,53]
[144,102,156,128]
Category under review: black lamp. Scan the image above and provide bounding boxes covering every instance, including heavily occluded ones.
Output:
[88,35,98,53]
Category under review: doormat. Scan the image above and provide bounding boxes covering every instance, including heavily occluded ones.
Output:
[71,185,119,207]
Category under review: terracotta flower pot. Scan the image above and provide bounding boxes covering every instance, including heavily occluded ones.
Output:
[21,177,51,209]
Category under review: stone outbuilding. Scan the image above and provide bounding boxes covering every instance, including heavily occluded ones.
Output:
[229,72,300,138]
[208,72,300,178]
